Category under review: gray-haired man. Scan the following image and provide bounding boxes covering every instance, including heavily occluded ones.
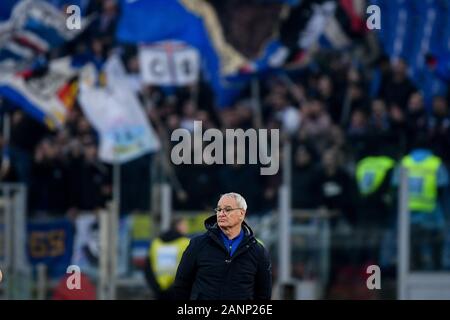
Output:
[173,192,272,300]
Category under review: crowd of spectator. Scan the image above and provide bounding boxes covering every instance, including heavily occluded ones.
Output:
[0,0,449,224]
[0,0,449,299]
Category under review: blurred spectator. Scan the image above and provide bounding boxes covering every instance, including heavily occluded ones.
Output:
[344,69,369,124]
[314,149,356,226]
[317,74,340,123]
[428,96,450,164]
[180,100,197,132]
[30,138,67,215]
[234,100,254,130]
[87,0,118,46]
[174,161,220,211]
[368,99,400,158]
[291,143,320,209]
[66,138,85,210]
[120,153,153,213]
[406,92,428,151]
[369,54,391,99]
[76,116,97,142]
[388,103,407,156]
[261,171,281,212]
[220,108,242,129]
[326,126,348,159]
[369,99,390,133]
[379,59,417,111]
[267,92,301,136]
[300,98,332,156]
[196,110,216,130]
[7,110,48,184]
[347,109,370,161]
[166,114,181,135]
[78,141,110,211]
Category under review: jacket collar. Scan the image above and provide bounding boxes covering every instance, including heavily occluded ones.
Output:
[204,214,254,238]
[204,215,255,254]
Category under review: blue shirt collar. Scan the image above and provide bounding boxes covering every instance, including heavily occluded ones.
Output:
[219,228,245,257]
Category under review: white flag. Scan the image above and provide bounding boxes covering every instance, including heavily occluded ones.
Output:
[138,41,200,86]
[79,56,160,164]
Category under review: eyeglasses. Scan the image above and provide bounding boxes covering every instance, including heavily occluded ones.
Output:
[214,207,241,215]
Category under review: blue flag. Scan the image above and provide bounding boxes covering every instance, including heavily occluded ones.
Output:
[27,218,75,279]
[116,0,248,108]
[0,0,16,21]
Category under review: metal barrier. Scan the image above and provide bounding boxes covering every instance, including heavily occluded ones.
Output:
[98,202,119,300]
[3,166,449,300]
[259,208,332,300]
[0,183,31,299]
[397,167,450,299]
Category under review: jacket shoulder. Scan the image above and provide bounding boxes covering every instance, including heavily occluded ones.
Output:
[188,232,210,248]
[252,238,270,257]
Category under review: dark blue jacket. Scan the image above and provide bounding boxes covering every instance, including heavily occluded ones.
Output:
[173,215,272,300]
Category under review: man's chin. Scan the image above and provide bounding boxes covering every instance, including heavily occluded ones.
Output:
[217,221,227,228]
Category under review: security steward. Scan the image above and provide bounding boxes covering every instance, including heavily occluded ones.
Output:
[393,136,449,270]
[356,148,396,227]
[144,217,190,300]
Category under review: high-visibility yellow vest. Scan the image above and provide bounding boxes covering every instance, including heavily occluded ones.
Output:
[149,237,190,290]
[401,154,441,213]
[356,156,395,195]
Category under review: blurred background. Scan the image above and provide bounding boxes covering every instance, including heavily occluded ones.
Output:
[0,0,449,300]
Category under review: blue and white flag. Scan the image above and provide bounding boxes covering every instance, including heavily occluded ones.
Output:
[71,213,130,279]
[0,57,77,128]
[0,0,91,71]
[79,55,161,164]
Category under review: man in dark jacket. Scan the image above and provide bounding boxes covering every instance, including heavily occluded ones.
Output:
[173,192,272,300]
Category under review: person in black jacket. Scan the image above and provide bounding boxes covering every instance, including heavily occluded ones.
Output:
[173,192,272,300]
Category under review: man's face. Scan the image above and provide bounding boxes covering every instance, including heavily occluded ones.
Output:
[176,219,189,235]
[216,196,245,229]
